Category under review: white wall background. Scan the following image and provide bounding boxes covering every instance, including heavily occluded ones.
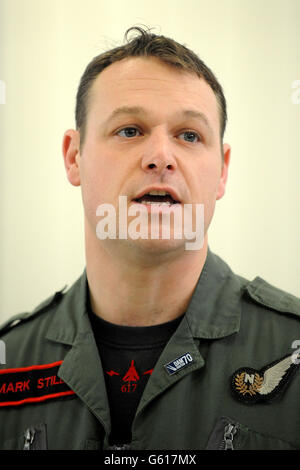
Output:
[0,0,300,322]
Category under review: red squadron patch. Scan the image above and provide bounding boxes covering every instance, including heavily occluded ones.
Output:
[0,361,75,407]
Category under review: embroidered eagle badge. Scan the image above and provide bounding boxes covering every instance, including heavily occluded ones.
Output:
[231,352,300,404]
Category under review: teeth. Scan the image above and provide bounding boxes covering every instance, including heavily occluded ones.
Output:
[148,190,169,196]
[140,201,172,206]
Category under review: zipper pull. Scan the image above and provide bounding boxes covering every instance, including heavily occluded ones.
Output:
[23,427,35,450]
[223,423,237,450]
[107,444,131,450]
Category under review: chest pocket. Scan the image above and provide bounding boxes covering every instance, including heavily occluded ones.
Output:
[2,423,48,450]
[206,416,298,450]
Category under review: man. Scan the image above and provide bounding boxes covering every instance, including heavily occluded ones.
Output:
[0,26,299,450]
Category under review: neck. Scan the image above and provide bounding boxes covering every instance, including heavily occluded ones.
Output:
[85,223,208,327]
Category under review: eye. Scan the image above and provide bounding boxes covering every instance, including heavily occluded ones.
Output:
[178,131,201,143]
[117,127,141,138]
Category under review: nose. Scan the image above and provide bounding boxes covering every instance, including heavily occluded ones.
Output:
[141,129,177,174]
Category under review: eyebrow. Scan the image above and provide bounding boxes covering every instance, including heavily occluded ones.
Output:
[103,105,214,137]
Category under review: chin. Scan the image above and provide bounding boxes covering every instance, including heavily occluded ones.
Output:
[126,236,188,257]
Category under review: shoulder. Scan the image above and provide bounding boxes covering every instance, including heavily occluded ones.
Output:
[0,286,67,339]
[240,275,300,320]
[210,250,300,320]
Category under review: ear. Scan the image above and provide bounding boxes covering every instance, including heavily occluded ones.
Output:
[216,143,231,200]
[62,129,81,186]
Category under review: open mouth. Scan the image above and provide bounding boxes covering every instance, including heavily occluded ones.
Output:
[133,190,180,206]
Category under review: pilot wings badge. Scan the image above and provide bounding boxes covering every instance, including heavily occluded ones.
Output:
[231,352,300,404]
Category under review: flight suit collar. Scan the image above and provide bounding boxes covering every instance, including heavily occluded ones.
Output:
[185,249,242,339]
[46,272,111,435]
[135,250,242,421]
[46,272,88,346]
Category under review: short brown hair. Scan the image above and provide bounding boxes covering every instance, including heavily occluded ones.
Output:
[75,26,227,149]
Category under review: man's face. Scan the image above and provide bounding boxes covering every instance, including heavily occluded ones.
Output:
[65,56,230,255]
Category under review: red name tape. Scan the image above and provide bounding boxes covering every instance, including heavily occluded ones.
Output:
[0,361,75,407]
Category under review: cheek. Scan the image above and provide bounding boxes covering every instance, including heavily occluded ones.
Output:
[79,157,107,219]
[193,162,222,202]
[79,148,127,223]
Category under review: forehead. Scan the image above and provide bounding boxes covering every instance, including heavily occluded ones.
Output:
[87,57,220,132]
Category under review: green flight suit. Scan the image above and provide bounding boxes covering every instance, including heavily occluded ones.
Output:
[0,250,299,450]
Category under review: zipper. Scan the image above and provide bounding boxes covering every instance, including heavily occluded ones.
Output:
[23,427,36,450]
[219,423,237,450]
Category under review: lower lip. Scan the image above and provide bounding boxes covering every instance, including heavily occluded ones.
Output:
[131,201,182,214]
